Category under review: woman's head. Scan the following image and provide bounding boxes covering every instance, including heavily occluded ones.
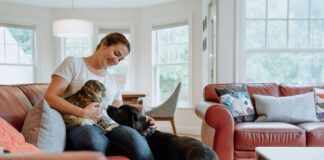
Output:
[96,32,130,67]
[96,32,130,52]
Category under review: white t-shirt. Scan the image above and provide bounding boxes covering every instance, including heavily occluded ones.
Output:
[53,56,121,125]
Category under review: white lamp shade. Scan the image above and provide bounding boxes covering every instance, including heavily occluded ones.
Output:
[53,19,93,38]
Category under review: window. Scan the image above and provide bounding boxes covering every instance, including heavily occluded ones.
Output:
[60,37,92,60]
[99,28,131,91]
[152,22,190,107]
[0,24,35,84]
[239,0,324,83]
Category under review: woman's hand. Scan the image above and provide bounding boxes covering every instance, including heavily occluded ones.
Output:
[83,102,101,120]
[146,116,157,129]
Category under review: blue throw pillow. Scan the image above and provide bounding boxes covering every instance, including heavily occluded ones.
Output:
[215,85,256,122]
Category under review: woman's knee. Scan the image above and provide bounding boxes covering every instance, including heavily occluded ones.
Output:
[66,125,109,153]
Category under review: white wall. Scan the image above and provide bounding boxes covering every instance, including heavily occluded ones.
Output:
[217,0,236,83]
[0,2,53,83]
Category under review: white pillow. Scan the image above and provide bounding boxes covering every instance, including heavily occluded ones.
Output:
[21,99,66,153]
[254,92,318,123]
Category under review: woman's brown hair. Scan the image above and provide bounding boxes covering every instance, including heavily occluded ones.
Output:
[96,32,130,52]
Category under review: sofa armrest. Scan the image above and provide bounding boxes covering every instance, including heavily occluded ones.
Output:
[195,101,219,119]
[0,151,106,160]
[195,101,235,160]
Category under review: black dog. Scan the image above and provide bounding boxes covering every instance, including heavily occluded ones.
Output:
[107,104,217,160]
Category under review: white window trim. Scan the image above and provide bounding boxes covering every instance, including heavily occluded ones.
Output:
[0,16,38,83]
[149,14,193,108]
[235,0,324,83]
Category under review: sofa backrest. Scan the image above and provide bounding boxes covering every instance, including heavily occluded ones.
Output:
[204,83,324,106]
[0,84,48,131]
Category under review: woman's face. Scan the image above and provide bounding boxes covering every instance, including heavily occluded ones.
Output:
[100,43,129,68]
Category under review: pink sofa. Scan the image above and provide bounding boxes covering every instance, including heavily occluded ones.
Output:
[195,83,324,160]
[0,83,128,160]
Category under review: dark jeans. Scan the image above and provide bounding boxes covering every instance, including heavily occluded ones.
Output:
[66,125,154,160]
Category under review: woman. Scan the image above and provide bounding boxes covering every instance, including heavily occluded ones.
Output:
[45,33,154,160]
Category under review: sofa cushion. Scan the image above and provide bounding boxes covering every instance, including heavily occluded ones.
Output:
[0,85,33,131]
[22,99,66,153]
[235,122,306,150]
[18,84,48,106]
[297,122,324,146]
[215,85,256,122]
[254,92,318,123]
[0,117,41,153]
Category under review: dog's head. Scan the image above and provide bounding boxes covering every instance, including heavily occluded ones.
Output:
[81,80,106,103]
[107,104,153,136]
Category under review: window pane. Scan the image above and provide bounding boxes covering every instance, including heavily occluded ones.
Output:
[247,52,324,83]
[158,46,168,64]
[310,20,324,48]
[245,20,265,48]
[158,64,189,106]
[153,24,190,107]
[7,28,33,64]
[0,65,34,84]
[289,20,308,48]
[268,0,288,18]
[178,44,189,63]
[289,0,309,18]
[5,44,19,63]
[168,46,178,63]
[0,27,4,43]
[311,0,324,18]
[0,45,4,63]
[157,29,168,45]
[246,0,266,19]
[267,20,287,48]
[62,37,92,59]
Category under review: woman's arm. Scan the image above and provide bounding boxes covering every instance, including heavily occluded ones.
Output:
[44,75,99,118]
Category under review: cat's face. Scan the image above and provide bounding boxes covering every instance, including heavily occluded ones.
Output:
[81,80,106,102]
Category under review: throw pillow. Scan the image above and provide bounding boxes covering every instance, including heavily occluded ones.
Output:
[254,92,318,123]
[0,117,41,153]
[215,85,256,122]
[21,99,66,153]
[314,88,324,120]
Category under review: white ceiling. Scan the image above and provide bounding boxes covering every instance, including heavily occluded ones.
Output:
[0,0,181,8]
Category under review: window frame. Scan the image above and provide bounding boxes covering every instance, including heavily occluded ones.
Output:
[236,0,324,83]
[0,23,36,84]
[150,16,193,108]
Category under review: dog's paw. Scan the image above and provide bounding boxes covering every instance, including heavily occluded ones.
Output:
[105,123,119,132]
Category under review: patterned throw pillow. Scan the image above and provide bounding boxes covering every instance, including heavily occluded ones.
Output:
[314,88,324,120]
[215,85,256,122]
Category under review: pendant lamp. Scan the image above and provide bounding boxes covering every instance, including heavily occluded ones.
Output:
[53,0,93,38]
